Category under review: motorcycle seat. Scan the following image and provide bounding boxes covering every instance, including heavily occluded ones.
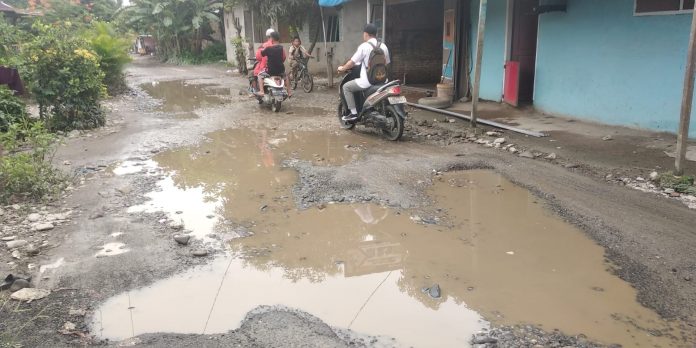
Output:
[364,84,385,96]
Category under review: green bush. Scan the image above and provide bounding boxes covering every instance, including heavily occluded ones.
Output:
[23,22,106,132]
[199,42,226,62]
[0,120,67,204]
[658,172,695,194]
[0,16,25,68]
[165,43,226,65]
[85,21,132,95]
[0,86,26,132]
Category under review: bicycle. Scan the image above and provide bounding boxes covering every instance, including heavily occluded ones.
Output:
[291,57,314,93]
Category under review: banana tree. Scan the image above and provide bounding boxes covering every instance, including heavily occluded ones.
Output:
[187,0,222,54]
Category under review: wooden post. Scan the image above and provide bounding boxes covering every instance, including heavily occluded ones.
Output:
[470,0,488,128]
[382,0,387,40]
[676,6,696,175]
[320,6,334,88]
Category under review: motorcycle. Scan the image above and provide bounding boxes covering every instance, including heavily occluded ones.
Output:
[248,58,289,113]
[337,66,408,141]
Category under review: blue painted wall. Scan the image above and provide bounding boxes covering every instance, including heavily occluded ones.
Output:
[471,0,508,102]
[535,0,695,136]
[472,0,695,136]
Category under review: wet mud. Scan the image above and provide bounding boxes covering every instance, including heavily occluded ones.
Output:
[92,127,693,347]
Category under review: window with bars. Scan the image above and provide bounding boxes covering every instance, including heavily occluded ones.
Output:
[325,15,340,42]
[309,10,340,42]
[635,0,694,15]
[371,4,383,38]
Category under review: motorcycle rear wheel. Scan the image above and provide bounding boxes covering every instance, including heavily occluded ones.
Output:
[382,105,404,141]
[272,100,282,113]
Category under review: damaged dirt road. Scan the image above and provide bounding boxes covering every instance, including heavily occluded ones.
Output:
[1,58,695,348]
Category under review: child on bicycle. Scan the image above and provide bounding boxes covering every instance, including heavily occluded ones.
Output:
[288,37,312,81]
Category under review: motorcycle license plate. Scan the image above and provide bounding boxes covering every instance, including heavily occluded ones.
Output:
[388,96,407,104]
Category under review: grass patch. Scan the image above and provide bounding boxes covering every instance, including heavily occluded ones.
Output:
[657,172,696,195]
[0,120,68,204]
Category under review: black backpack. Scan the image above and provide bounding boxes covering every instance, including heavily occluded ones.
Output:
[366,40,388,85]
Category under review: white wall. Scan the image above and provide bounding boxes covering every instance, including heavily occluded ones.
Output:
[224,7,247,64]
[224,1,368,75]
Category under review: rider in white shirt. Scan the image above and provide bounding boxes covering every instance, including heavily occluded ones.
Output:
[337,23,391,122]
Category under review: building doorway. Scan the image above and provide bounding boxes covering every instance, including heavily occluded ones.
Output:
[385,0,445,86]
[503,0,538,106]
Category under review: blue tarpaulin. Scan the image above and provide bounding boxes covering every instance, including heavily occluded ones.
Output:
[318,0,351,7]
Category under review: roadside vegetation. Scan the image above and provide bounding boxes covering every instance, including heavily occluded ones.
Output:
[0,0,132,203]
[119,0,226,64]
[657,172,696,195]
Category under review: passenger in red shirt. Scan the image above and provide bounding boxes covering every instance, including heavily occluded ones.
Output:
[252,29,275,92]
[257,31,290,98]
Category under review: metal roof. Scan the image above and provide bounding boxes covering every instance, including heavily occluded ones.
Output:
[0,1,17,12]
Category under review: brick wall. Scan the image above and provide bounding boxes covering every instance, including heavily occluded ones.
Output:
[386,0,444,84]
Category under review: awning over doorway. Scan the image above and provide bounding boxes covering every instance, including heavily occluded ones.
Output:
[318,0,352,7]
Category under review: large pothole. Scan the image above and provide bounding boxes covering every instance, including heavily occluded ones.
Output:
[92,128,693,347]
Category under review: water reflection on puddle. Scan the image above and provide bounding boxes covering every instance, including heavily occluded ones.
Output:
[94,129,693,347]
[112,159,158,176]
[140,80,231,119]
[93,256,484,347]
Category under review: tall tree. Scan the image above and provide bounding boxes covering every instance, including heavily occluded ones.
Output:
[120,0,222,58]
[224,0,314,37]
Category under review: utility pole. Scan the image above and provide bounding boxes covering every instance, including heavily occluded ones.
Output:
[320,6,334,88]
[470,0,488,128]
[676,5,696,175]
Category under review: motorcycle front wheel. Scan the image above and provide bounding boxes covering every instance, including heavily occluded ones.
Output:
[272,100,282,113]
[382,105,404,141]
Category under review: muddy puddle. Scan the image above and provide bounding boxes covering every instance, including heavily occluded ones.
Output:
[94,130,693,347]
[125,128,377,239]
[140,80,231,119]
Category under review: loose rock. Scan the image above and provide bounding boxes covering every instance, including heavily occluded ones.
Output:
[34,223,55,231]
[519,151,535,159]
[7,240,28,249]
[69,309,87,317]
[650,171,659,181]
[174,235,191,246]
[169,221,184,230]
[493,138,506,145]
[423,284,441,299]
[192,249,209,257]
[472,336,498,345]
[11,250,21,259]
[27,213,41,222]
[116,186,133,195]
[9,279,30,292]
[546,153,557,160]
[25,244,40,256]
[10,288,50,302]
